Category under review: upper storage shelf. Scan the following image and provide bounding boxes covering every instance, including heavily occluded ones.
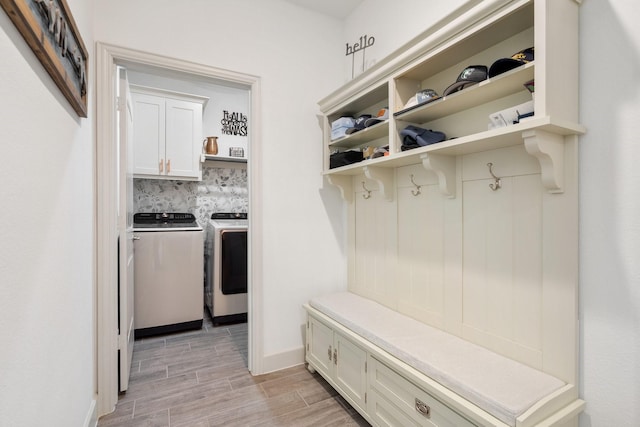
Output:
[318,0,584,199]
[394,62,535,125]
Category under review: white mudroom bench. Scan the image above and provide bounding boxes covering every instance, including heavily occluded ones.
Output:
[304,292,584,427]
[309,1,585,425]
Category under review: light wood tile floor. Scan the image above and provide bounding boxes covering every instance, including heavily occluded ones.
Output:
[98,313,369,427]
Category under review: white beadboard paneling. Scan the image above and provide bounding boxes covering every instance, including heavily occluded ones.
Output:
[461,154,544,368]
[462,144,540,181]
[462,178,510,337]
[512,174,543,353]
[396,164,446,327]
[351,174,397,307]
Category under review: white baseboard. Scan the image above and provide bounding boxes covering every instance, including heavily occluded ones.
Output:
[260,346,305,374]
[83,399,97,427]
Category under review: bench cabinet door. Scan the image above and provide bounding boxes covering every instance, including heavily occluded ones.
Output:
[334,331,368,413]
[307,315,334,378]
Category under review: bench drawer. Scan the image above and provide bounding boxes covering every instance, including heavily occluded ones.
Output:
[368,357,476,427]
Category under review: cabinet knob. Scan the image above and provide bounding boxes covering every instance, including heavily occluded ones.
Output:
[415,398,431,418]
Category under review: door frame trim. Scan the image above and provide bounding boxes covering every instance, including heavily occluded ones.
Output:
[94,42,264,417]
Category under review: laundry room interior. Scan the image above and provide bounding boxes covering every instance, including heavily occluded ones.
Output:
[127,68,250,224]
[124,65,252,351]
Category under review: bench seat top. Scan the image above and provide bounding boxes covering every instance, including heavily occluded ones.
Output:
[309,292,565,426]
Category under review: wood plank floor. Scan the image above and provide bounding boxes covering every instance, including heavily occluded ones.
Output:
[98,313,369,427]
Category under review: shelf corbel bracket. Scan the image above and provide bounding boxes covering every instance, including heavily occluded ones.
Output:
[363,166,394,201]
[420,153,456,198]
[522,129,564,194]
[326,174,353,203]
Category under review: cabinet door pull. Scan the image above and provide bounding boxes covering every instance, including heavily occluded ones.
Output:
[328,345,332,362]
[333,348,337,365]
[166,159,171,174]
[415,398,431,418]
[159,158,164,173]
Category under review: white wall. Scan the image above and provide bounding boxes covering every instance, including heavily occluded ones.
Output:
[579,0,640,425]
[0,0,96,425]
[342,0,468,81]
[94,0,350,369]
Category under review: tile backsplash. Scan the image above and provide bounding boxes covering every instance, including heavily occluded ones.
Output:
[134,164,248,226]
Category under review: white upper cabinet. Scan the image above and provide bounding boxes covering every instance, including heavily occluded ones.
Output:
[131,85,208,181]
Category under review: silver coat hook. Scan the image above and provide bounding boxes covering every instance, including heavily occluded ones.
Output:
[487,162,501,191]
[410,174,421,196]
[361,181,372,199]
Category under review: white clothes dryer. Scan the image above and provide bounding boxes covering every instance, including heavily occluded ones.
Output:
[205,212,248,324]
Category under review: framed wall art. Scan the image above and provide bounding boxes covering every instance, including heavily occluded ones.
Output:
[1,0,88,117]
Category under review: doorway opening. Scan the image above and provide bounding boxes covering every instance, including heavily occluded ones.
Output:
[95,42,264,418]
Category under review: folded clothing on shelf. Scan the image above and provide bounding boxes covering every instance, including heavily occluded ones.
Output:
[331,116,355,140]
[330,150,364,169]
[400,125,446,151]
[363,145,389,160]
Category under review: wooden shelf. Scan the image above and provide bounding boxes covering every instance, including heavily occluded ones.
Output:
[326,116,581,173]
[325,81,389,120]
[329,121,389,149]
[201,154,247,164]
[394,63,535,124]
[324,116,584,197]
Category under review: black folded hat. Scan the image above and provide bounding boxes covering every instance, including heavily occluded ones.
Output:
[489,47,534,77]
[443,65,488,96]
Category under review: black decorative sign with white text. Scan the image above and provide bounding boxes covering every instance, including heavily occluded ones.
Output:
[221,110,248,136]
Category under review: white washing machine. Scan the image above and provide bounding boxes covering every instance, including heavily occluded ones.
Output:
[205,212,248,324]
[133,212,204,337]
